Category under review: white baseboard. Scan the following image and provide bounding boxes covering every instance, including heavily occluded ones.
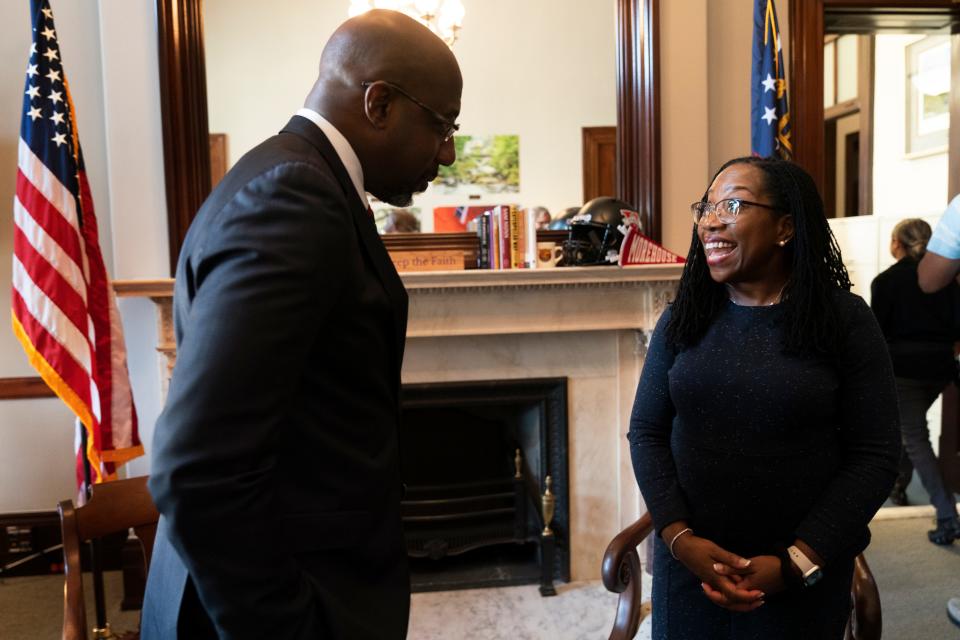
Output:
[872,502,960,521]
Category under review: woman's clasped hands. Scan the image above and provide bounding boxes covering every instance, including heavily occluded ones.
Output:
[667,525,787,613]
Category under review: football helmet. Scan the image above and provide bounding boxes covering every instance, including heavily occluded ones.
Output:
[561,197,640,265]
[547,206,582,231]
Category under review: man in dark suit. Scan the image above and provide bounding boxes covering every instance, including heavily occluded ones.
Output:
[141,10,462,639]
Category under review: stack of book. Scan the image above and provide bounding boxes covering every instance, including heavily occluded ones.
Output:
[475,205,538,269]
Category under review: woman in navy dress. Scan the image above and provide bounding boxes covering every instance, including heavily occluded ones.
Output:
[629,157,900,639]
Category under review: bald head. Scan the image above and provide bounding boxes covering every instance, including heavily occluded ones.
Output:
[307,10,461,116]
[304,9,463,207]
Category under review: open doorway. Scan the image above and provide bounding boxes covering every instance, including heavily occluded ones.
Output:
[822,33,872,220]
[819,26,958,513]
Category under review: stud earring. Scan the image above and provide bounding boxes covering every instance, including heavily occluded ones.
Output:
[778,239,788,247]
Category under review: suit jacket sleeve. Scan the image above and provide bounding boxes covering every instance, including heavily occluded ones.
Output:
[148,161,351,639]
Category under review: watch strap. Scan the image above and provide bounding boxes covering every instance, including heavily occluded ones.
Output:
[787,544,822,587]
[787,545,814,573]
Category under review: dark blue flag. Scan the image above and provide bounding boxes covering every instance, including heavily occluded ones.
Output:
[751,0,792,159]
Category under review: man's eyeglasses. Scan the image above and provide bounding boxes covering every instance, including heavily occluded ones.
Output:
[691,198,778,225]
[361,80,460,143]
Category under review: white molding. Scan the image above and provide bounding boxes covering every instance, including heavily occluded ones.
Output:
[873,503,960,521]
[401,265,685,291]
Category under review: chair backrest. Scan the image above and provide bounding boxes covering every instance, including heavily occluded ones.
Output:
[601,512,653,640]
[58,476,159,640]
[845,554,882,640]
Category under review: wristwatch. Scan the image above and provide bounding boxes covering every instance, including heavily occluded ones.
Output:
[787,545,823,587]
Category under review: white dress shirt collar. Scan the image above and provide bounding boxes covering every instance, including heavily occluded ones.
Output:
[295,107,370,209]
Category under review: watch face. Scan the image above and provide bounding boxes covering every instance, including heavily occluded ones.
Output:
[803,567,823,587]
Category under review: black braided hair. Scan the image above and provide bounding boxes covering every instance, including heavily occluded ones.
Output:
[666,156,851,355]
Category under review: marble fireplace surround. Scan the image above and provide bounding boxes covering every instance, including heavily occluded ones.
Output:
[115,264,682,582]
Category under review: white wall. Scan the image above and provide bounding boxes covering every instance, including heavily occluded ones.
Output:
[97,1,169,280]
[707,0,753,173]
[872,34,949,218]
[204,0,617,231]
[660,0,710,255]
[96,0,169,481]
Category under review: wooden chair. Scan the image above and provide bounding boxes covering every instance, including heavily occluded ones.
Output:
[601,512,881,640]
[58,476,159,640]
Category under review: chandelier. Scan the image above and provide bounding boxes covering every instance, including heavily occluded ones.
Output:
[347,0,465,47]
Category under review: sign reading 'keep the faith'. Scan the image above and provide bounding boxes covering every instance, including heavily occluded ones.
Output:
[389,250,465,272]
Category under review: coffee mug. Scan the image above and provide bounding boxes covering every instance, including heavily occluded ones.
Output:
[536,242,563,268]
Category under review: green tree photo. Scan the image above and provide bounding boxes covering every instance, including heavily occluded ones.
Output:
[436,135,519,193]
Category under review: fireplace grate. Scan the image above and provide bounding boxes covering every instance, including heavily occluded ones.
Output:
[399,378,569,594]
[402,476,533,560]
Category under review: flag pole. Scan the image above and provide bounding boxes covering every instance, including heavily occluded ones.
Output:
[80,423,114,639]
[90,537,114,638]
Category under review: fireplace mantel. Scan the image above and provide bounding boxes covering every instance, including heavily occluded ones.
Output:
[114,265,682,297]
[115,264,682,581]
[114,265,683,341]
[402,266,681,338]
[401,264,682,291]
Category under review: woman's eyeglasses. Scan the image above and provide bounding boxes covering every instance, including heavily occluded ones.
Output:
[691,198,777,225]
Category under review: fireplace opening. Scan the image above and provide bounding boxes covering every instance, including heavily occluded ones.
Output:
[399,378,569,594]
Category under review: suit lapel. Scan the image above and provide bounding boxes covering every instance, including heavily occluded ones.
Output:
[280,116,408,378]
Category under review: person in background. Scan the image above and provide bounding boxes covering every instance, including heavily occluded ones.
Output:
[919,196,960,293]
[870,218,960,543]
[630,156,899,639]
[916,195,960,628]
[142,9,462,640]
[526,205,552,229]
[383,208,421,233]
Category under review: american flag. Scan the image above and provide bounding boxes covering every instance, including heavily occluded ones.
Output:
[750,0,792,159]
[13,0,142,495]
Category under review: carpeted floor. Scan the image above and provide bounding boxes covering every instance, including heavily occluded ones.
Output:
[862,515,960,640]
[1,516,957,639]
[407,580,644,640]
[0,569,139,639]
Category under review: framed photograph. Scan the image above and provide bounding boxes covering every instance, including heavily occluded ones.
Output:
[905,35,950,156]
[435,135,520,195]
